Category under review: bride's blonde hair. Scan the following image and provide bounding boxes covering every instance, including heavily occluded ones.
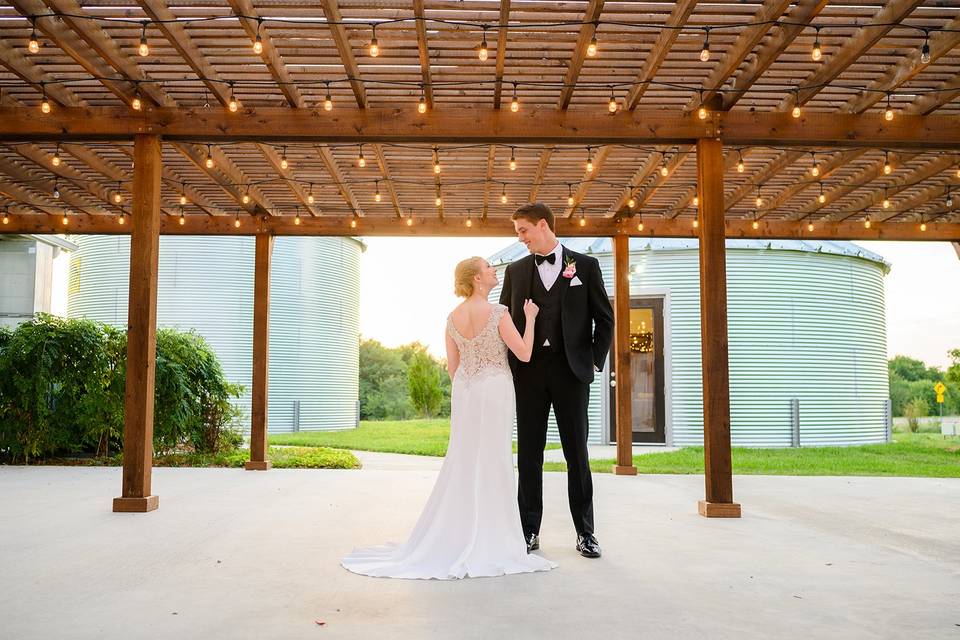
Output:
[454,257,484,298]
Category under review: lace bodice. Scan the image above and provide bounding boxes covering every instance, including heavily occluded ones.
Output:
[447,304,511,383]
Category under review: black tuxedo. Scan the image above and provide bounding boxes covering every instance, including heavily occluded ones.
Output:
[499,245,614,537]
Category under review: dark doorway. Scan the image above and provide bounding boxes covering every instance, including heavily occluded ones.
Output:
[609,297,666,444]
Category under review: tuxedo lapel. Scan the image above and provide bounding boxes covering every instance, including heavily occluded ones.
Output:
[557,247,573,303]
[518,254,535,299]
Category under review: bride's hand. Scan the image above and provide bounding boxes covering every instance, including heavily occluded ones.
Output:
[523,299,539,319]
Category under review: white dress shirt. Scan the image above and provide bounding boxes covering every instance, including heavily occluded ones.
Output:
[535,241,564,291]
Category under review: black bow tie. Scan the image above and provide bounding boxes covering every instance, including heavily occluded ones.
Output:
[535,253,556,265]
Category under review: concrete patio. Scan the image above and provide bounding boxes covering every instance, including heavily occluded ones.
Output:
[1,463,958,639]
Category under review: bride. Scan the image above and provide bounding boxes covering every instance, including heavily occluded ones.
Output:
[340,256,558,579]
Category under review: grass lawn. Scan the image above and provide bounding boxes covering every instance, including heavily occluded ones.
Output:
[270,419,563,457]
[27,446,360,470]
[542,433,960,477]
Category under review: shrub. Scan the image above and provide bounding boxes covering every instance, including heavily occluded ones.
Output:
[903,396,929,433]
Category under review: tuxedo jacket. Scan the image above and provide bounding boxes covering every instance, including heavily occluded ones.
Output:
[498,246,614,384]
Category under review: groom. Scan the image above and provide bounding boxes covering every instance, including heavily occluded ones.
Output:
[499,202,614,558]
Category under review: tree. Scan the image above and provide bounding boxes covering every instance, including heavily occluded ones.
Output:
[408,350,443,418]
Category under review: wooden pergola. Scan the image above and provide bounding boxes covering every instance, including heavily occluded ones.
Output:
[2,0,959,518]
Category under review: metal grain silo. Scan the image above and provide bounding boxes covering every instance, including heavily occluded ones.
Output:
[67,235,361,434]
[489,238,890,448]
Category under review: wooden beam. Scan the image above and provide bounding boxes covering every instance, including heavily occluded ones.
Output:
[255,144,321,216]
[171,142,276,214]
[412,0,434,110]
[319,0,367,108]
[612,233,636,475]
[9,108,960,148]
[557,0,605,109]
[245,233,272,471]
[317,145,365,215]
[778,0,925,110]
[0,179,60,215]
[725,151,804,212]
[832,154,956,218]
[686,0,793,112]
[227,0,304,108]
[606,147,668,216]
[626,0,698,110]
[0,154,112,216]
[4,212,955,240]
[372,143,401,218]
[759,149,863,213]
[564,146,611,215]
[0,36,84,108]
[112,134,161,514]
[528,146,554,202]
[482,146,496,220]
[492,0,512,108]
[695,137,740,518]
[635,148,691,210]
[720,0,828,110]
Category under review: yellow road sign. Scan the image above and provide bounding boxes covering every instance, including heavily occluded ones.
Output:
[936,394,945,404]
[934,382,946,395]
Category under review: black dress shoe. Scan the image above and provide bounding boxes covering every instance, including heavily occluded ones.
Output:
[576,534,601,558]
[525,533,539,553]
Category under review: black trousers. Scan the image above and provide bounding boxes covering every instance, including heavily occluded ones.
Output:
[515,349,594,537]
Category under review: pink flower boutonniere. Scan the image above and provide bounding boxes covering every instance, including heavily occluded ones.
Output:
[562,256,577,279]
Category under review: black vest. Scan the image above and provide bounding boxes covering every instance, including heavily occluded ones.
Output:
[530,266,563,353]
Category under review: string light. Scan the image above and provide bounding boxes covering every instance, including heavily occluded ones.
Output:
[205,145,214,169]
[179,188,188,205]
[113,181,123,204]
[586,148,594,173]
[40,83,51,114]
[435,188,442,207]
[242,187,250,204]
[920,29,931,64]
[883,151,892,175]
[179,210,186,225]
[697,90,707,120]
[587,24,598,57]
[692,195,699,207]
[2,206,8,225]
[28,20,40,54]
[628,192,636,209]
[118,211,125,225]
[755,186,762,207]
[608,87,618,114]
[636,212,643,232]
[864,214,871,229]
[567,184,574,206]
[692,215,699,229]
[946,188,954,209]
[131,86,142,111]
[324,82,333,111]
[752,211,759,230]
[477,26,489,61]
[307,184,315,204]
[509,147,517,171]
[660,153,669,177]
[884,93,894,121]
[920,219,927,232]
[810,152,819,177]
[357,144,366,168]
[374,180,382,202]
[811,27,822,61]
[294,209,301,225]
[53,180,60,199]
[579,209,586,227]
[433,148,441,174]
[351,213,358,228]
[510,83,519,112]
[700,28,710,62]
[252,19,263,54]
[818,183,826,204]
[62,211,69,225]
[234,212,241,227]
[51,144,61,167]
[465,212,473,227]
[418,93,427,114]
[792,90,802,118]
[882,189,890,209]
[369,23,380,58]
[406,211,414,226]
[807,221,814,231]
[138,22,149,57]
[228,82,238,112]
[501,184,507,204]
[737,150,745,173]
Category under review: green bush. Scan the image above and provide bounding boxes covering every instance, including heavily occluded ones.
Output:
[0,314,242,463]
[903,396,929,433]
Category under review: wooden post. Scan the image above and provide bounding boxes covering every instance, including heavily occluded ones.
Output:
[113,134,162,513]
[245,233,273,470]
[612,233,637,475]
[696,138,741,518]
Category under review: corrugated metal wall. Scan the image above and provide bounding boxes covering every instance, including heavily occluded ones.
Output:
[492,240,889,447]
[67,235,361,434]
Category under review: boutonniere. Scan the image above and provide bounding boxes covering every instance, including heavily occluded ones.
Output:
[562,256,577,279]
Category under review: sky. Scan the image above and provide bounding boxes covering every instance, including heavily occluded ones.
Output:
[360,238,960,370]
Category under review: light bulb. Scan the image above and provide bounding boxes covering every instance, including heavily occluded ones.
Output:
[295,213,301,225]
[114,192,122,204]
[737,160,745,173]
[374,191,381,203]
[511,97,519,112]
[579,216,586,227]
[62,215,68,225]
[234,216,241,228]
[883,198,890,209]
[119,213,125,225]
[698,106,707,120]
[807,222,814,231]
[53,187,60,199]
[242,193,250,204]
[466,217,472,227]
[587,35,597,57]
[324,95,333,111]
[132,96,142,111]
[628,197,636,208]
[418,96,426,114]
[660,165,669,177]
[281,157,289,170]
[752,220,759,230]
[229,97,238,112]
[41,99,51,114]
[501,192,507,204]
[921,40,931,65]
[253,35,263,54]
[692,195,699,207]
[609,97,618,114]
[567,195,574,206]
[510,158,517,171]
[2,213,9,225]
[811,165,820,177]
[436,196,442,206]
[637,221,644,231]
[700,40,710,62]
[920,221,927,231]
[434,161,441,174]
[52,152,60,167]
[307,193,314,204]
[179,213,185,225]
[812,42,822,61]
[884,162,892,175]
[864,218,871,229]
[28,32,39,54]
[358,154,366,168]
[406,216,413,226]
[180,194,188,205]
[478,38,488,61]
[885,108,894,121]
[350,217,357,228]
[692,218,699,228]
[755,196,763,207]
[139,36,149,57]
[369,37,379,58]
[792,105,801,118]
[818,193,826,204]
[205,155,214,169]
[586,159,594,173]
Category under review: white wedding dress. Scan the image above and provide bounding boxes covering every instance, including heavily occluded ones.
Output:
[340,303,557,579]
